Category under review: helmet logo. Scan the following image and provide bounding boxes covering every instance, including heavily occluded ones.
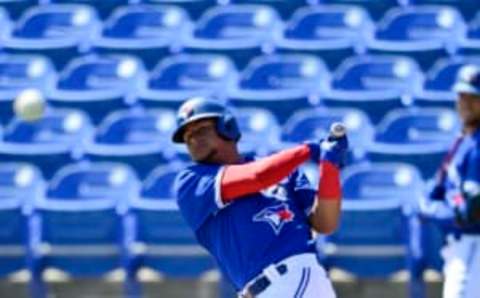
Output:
[178,100,196,120]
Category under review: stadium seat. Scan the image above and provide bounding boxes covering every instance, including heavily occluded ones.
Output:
[233,107,282,156]
[414,55,480,107]
[228,54,329,123]
[0,6,11,31]
[93,5,191,70]
[282,107,374,161]
[318,0,400,20]
[367,6,466,70]
[0,4,100,70]
[137,54,238,110]
[275,5,374,70]
[181,5,281,68]
[458,11,480,55]
[0,109,93,179]
[0,163,43,277]
[366,107,460,179]
[0,0,36,20]
[320,162,424,298]
[46,54,146,125]
[28,163,137,298]
[125,163,216,290]
[410,0,479,21]
[0,54,56,125]
[141,0,217,19]
[323,55,423,124]
[229,0,307,19]
[84,109,176,178]
[49,0,129,19]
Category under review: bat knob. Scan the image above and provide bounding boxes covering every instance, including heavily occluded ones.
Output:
[329,122,346,138]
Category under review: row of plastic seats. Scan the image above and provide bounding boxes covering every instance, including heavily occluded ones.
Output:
[0,103,459,182]
[0,52,476,127]
[0,4,478,71]
[0,160,442,298]
[1,0,479,21]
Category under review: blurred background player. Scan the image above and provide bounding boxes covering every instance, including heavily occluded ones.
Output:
[172,97,348,298]
[423,65,480,298]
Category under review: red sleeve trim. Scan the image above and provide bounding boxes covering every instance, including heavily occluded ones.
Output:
[220,145,311,202]
[317,161,342,201]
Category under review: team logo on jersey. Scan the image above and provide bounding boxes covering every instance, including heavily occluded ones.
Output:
[253,203,295,235]
[261,180,288,202]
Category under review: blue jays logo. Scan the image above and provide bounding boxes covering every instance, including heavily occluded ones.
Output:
[178,100,196,120]
[253,203,295,235]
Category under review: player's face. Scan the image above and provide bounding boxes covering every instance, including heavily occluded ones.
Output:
[183,119,222,162]
[457,93,480,129]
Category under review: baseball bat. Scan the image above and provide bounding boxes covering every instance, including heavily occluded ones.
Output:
[329,122,347,139]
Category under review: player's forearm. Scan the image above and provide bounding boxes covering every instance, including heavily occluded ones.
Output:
[310,160,342,233]
[221,144,311,201]
[310,200,341,234]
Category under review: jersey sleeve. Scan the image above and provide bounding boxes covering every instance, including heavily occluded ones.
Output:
[291,169,316,215]
[174,164,227,231]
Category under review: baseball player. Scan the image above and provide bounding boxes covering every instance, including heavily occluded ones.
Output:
[172,97,348,298]
[422,65,480,298]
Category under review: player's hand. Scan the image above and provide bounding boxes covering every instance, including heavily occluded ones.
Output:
[320,135,349,169]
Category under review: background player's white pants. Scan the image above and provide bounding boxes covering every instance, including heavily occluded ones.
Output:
[257,253,336,298]
[442,234,480,298]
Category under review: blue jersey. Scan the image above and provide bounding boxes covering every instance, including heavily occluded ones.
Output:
[174,160,316,290]
[442,128,480,233]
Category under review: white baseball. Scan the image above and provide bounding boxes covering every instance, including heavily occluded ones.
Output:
[13,89,45,122]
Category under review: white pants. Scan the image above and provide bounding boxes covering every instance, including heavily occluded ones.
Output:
[442,234,480,298]
[242,253,336,298]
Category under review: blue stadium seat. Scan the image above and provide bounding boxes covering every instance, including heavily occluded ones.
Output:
[323,55,423,124]
[282,107,374,161]
[84,109,177,178]
[141,0,217,19]
[229,0,307,19]
[275,5,374,70]
[410,0,479,21]
[228,54,329,123]
[46,54,146,125]
[93,5,191,70]
[181,5,281,68]
[137,54,238,110]
[0,54,56,125]
[458,11,480,55]
[0,6,11,30]
[46,162,139,211]
[1,4,100,70]
[233,107,282,156]
[0,0,37,20]
[414,55,480,107]
[319,0,400,20]
[0,109,93,179]
[0,163,43,277]
[367,6,466,70]
[366,108,460,179]
[125,163,216,282]
[28,163,136,298]
[49,0,129,19]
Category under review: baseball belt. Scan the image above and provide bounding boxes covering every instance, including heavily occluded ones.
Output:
[240,263,288,298]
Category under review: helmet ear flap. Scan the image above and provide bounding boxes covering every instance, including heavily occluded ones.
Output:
[216,112,241,142]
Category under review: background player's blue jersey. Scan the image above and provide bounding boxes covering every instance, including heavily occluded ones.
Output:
[443,128,480,233]
[174,158,317,290]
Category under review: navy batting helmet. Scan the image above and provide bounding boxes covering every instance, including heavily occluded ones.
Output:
[172,97,241,143]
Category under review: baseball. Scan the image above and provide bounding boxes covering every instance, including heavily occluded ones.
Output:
[13,89,45,122]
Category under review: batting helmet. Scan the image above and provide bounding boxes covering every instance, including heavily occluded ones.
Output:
[172,97,241,143]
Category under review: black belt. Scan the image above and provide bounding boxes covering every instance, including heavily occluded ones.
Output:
[244,264,288,297]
